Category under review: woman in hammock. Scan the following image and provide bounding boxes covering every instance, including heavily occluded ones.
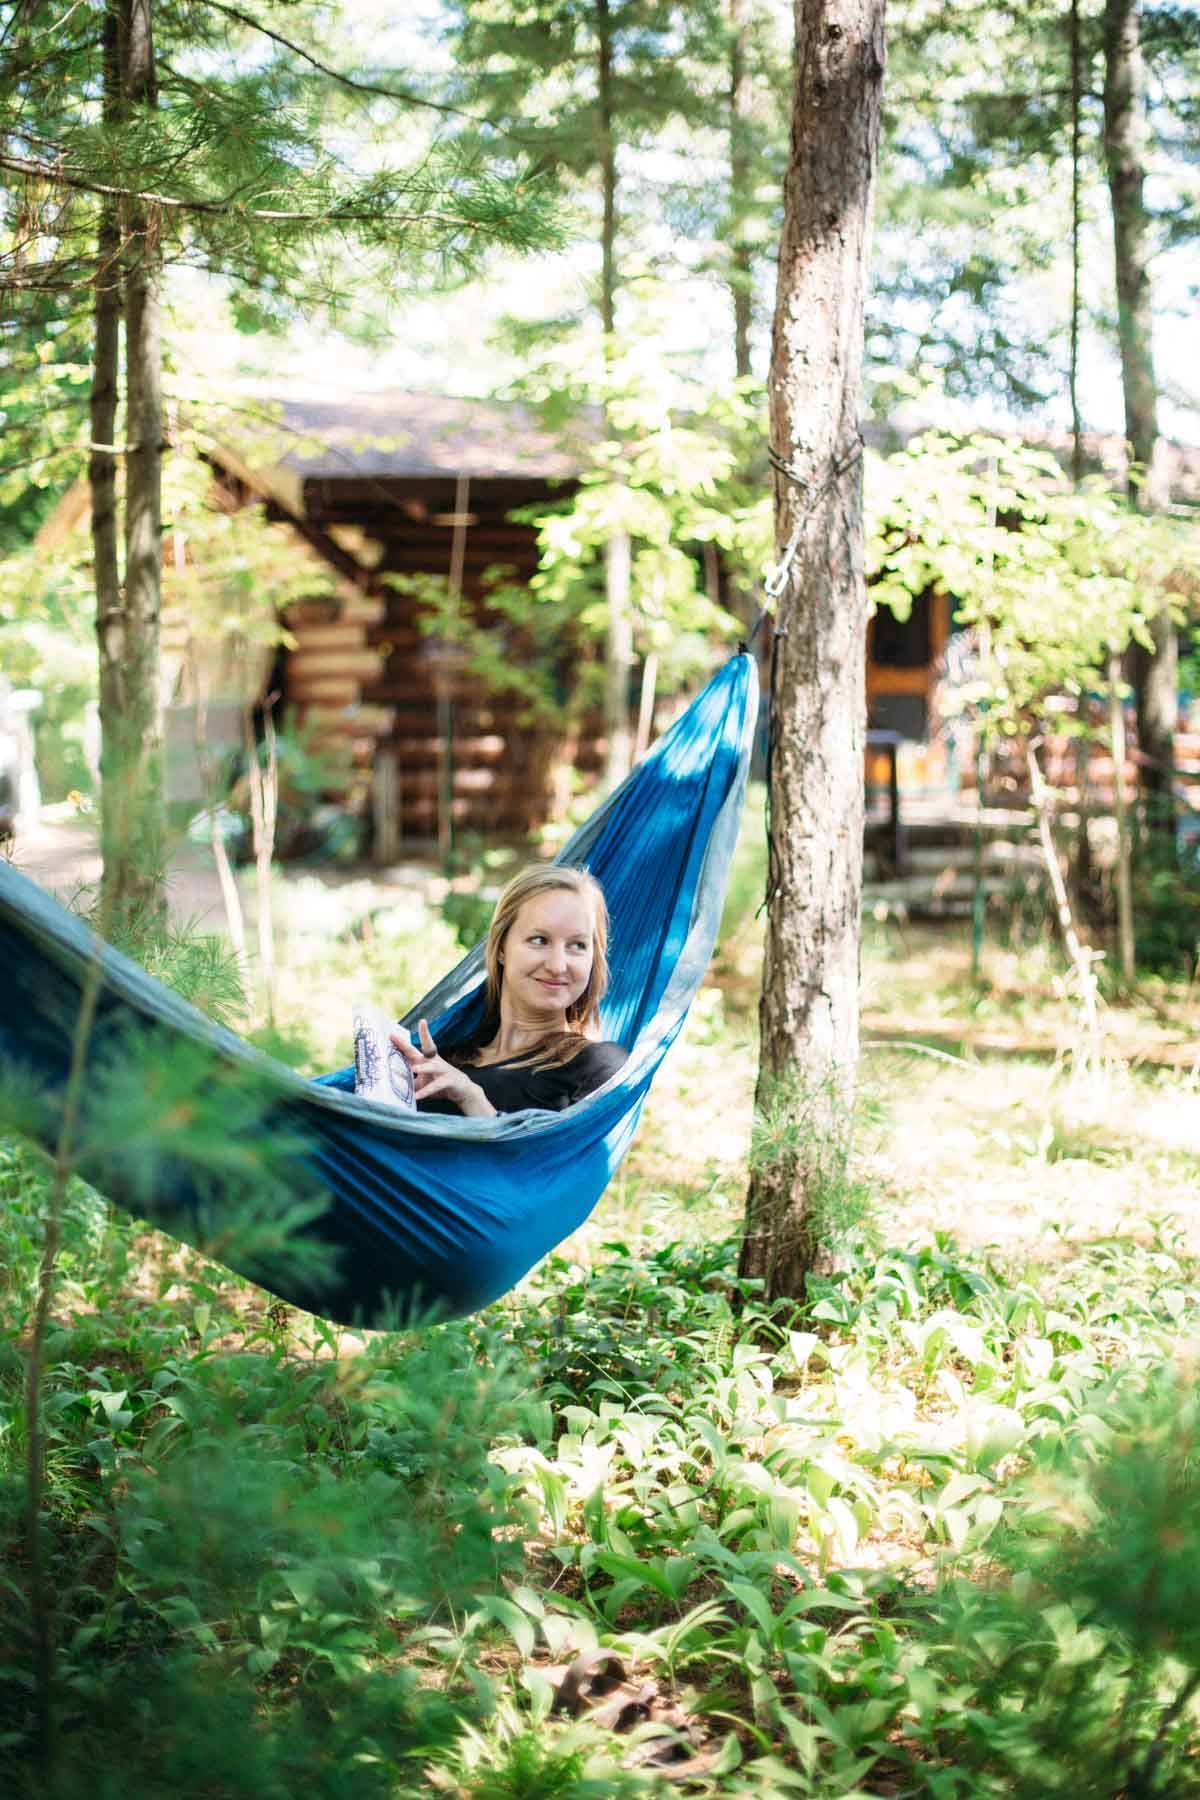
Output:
[392,865,627,1118]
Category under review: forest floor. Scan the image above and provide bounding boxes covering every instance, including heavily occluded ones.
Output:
[5,810,1200,1795]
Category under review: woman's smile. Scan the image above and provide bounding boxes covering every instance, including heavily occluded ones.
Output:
[501,890,595,1023]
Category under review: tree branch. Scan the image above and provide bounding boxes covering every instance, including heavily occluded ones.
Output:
[0,147,510,230]
[192,0,534,140]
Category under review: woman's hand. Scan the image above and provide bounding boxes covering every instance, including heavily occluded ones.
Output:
[391,1019,497,1118]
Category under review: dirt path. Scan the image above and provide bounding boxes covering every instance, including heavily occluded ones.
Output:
[8,809,444,938]
[8,812,229,927]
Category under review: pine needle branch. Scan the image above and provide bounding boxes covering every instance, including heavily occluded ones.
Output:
[193,0,535,140]
[0,147,536,236]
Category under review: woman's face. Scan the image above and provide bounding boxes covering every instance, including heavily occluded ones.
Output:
[500,889,595,1022]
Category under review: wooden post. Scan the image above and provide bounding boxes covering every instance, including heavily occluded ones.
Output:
[242,696,278,1023]
[1108,653,1136,982]
[372,749,400,866]
[436,680,453,869]
[633,651,658,763]
[604,525,633,789]
[436,473,471,869]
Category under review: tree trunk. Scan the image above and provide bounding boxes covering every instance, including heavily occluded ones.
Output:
[1068,0,1084,485]
[100,0,166,933]
[243,700,279,1022]
[739,0,885,1300]
[597,0,617,343]
[91,0,122,885]
[596,0,633,788]
[729,0,753,380]
[1103,0,1176,827]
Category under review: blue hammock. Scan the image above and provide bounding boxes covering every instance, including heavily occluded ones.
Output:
[0,654,757,1324]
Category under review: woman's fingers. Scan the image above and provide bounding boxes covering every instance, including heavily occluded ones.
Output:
[389,1023,465,1105]
[391,1027,442,1067]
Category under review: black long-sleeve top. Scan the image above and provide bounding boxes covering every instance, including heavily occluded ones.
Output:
[416,1040,628,1117]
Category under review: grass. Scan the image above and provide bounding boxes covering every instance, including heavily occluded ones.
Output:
[3,848,1200,1796]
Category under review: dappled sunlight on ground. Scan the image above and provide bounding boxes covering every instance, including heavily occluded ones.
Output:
[588,919,1199,1274]
[860,1051,1199,1258]
[861,919,1199,1067]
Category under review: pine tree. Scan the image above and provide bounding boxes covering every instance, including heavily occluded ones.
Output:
[1104,0,1177,825]
[1,0,561,927]
[876,0,1198,422]
[739,0,885,1299]
[878,0,1197,826]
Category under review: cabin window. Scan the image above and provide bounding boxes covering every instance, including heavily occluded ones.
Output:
[869,693,927,740]
[872,592,932,670]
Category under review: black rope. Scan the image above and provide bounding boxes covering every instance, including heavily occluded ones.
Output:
[758,623,788,915]
[768,436,864,504]
[736,607,771,655]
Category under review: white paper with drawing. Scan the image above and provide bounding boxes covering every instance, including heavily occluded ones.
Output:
[352,1004,416,1110]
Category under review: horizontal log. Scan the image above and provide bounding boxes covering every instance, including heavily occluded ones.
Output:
[375,549,537,572]
[288,623,373,652]
[394,803,544,834]
[283,597,385,628]
[302,721,395,750]
[348,704,396,733]
[366,623,425,646]
[289,649,384,682]
[287,677,361,706]
[376,734,509,766]
[339,600,387,626]
[363,681,530,711]
[390,769,550,801]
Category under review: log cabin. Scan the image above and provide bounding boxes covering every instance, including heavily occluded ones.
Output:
[206,392,592,847]
[32,395,1200,848]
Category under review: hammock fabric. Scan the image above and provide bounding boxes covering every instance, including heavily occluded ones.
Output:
[0,653,757,1324]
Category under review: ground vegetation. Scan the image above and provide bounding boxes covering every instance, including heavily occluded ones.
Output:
[2,859,1199,1795]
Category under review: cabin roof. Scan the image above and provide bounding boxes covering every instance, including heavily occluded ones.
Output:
[863,415,1200,509]
[256,394,1200,505]
[249,391,586,484]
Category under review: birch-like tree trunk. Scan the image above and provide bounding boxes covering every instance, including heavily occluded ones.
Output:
[1103,0,1177,827]
[1027,741,1104,1069]
[739,0,885,1299]
[99,0,166,932]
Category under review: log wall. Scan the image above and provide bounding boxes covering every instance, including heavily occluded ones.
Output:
[281,474,590,844]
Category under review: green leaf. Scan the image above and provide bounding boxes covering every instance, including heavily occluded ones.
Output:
[284,1568,322,1609]
[727,1579,779,1642]
[474,1595,536,1658]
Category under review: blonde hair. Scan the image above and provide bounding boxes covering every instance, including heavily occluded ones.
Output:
[476,865,610,1068]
